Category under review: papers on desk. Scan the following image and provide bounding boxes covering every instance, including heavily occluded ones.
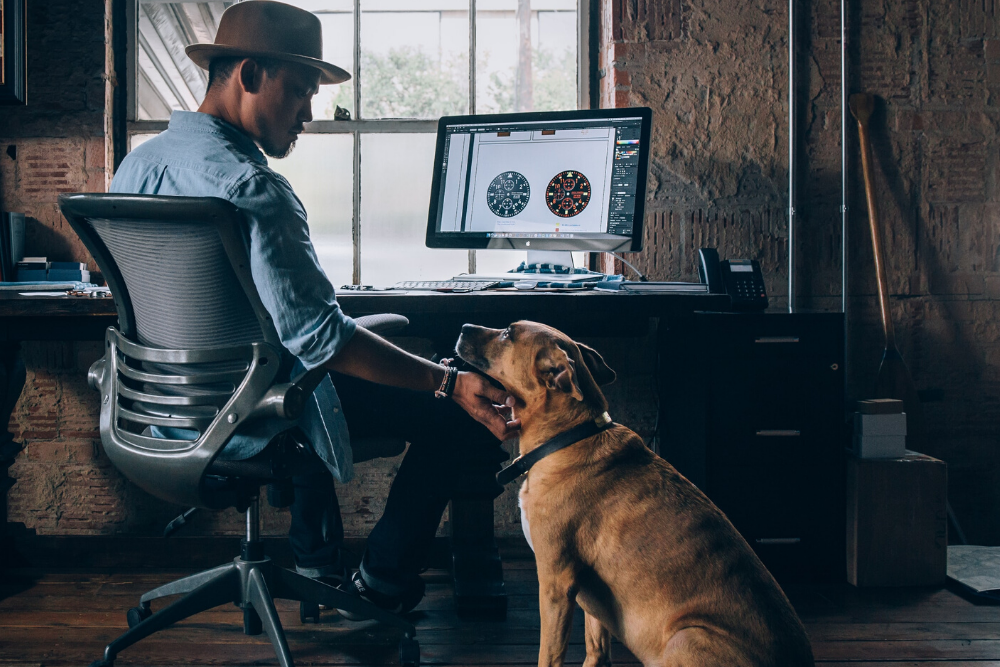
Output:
[19,291,73,296]
[0,281,85,291]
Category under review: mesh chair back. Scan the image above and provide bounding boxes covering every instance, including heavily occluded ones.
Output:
[89,218,264,349]
[60,194,289,507]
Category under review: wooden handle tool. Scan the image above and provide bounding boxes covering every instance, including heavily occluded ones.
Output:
[849,93,923,445]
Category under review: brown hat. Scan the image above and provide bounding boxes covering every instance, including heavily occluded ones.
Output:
[185,1,350,85]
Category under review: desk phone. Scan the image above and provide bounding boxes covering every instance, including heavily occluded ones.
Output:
[698,248,768,311]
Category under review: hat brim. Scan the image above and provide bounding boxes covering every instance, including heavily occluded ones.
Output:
[186,44,350,85]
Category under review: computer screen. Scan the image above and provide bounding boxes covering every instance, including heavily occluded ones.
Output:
[426,108,651,253]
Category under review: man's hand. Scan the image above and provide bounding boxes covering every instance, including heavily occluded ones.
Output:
[452,371,521,440]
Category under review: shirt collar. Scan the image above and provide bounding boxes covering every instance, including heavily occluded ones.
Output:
[167,111,268,166]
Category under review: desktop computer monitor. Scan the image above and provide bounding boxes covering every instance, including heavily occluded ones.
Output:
[425,108,652,259]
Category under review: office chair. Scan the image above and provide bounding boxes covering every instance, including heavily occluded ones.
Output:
[59,193,419,667]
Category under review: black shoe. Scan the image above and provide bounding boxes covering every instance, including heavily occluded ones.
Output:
[336,570,424,620]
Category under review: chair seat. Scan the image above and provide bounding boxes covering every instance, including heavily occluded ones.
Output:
[200,431,407,511]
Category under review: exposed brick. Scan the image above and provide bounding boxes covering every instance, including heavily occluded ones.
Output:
[986,39,1000,62]
[926,141,987,203]
[608,0,685,43]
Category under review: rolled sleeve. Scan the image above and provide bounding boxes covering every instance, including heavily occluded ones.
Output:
[230,172,356,369]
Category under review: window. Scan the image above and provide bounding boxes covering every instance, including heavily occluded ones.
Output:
[127,0,588,286]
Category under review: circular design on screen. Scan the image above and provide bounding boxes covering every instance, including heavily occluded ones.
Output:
[545,171,591,218]
[486,172,531,218]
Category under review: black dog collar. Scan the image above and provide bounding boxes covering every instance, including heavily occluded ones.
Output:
[497,412,615,486]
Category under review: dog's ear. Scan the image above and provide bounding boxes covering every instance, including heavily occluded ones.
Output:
[577,342,616,386]
[537,347,585,402]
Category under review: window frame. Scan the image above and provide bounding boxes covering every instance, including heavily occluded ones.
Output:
[126,0,595,284]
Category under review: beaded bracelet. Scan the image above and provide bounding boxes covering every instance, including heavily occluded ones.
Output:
[435,365,458,399]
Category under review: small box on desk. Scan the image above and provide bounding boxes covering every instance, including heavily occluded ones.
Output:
[847,452,947,586]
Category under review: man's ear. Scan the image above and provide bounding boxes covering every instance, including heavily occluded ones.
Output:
[577,342,616,386]
[537,347,584,402]
[238,58,264,93]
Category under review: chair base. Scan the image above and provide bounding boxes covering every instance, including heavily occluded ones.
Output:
[89,554,418,667]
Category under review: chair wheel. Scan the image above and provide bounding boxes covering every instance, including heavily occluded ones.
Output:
[126,605,151,628]
[300,601,320,623]
[399,637,419,666]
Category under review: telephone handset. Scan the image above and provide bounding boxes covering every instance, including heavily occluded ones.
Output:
[698,248,768,311]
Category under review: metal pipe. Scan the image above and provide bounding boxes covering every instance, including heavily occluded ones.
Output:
[246,497,260,543]
[788,0,797,313]
[841,0,848,315]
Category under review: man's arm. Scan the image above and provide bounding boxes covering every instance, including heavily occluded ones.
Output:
[233,173,517,440]
[324,327,519,440]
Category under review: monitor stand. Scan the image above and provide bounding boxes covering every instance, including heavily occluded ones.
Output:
[524,250,575,270]
[456,250,602,283]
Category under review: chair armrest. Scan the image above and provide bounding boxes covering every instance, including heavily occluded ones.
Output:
[354,313,409,336]
[88,357,107,392]
[255,366,328,421]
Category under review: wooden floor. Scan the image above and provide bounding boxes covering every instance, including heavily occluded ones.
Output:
[3,558,1000,666]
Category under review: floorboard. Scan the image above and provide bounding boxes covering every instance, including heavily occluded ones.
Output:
[2,559,999,665]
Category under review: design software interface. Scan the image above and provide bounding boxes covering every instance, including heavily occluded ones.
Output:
[433,115,644,242]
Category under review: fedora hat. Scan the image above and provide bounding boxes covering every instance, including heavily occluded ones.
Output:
[185,1,350,85]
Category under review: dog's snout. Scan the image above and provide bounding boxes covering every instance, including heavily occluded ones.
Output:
[456,324,494,372]
[461,323,487,337]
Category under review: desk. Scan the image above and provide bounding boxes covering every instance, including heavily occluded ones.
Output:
[0,289,728,611]
[0,289,727,340]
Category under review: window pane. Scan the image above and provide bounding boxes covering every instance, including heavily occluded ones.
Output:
[360,134,468,285]
[270,134,355,288]
[287,0,356,120]
[136,1,221,119]
[359,1,469,119]
[129,133,159,151]
[476,0,578,114]
[136,1,354,121]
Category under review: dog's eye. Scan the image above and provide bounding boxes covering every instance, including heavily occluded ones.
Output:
[501,328,510,340]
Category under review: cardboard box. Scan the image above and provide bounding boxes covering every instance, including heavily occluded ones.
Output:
[854,412,907,436]
[857,398,904,414]
[853,434,907,459]
[847,452,947,586]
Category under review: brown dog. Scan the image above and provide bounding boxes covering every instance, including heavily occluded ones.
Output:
[456,321,814,667]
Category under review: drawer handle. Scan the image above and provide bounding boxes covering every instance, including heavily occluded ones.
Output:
[755,538,802,545]
[754,336,800,344]
[756,429,801,437]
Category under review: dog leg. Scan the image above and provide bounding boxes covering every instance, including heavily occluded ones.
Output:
[583,611,612,667]
[537,572,577,667]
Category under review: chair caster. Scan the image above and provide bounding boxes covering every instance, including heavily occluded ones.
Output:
[126,604,151,628]
[399,636,420,666]
[300,601,320,624]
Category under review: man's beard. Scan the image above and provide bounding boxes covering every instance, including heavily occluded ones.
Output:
[264,140,296,160]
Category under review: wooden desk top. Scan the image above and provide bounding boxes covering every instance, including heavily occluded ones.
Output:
[0,290,729,341]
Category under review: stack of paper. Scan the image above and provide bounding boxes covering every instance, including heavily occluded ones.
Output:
[853,399,906,458]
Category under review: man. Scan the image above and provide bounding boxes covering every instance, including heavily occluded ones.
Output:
[111,0,517,613]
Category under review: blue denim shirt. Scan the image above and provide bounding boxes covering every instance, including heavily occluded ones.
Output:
[111,111,357,482]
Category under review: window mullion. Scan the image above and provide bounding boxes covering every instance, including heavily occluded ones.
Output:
[468,0,477,274]
[353,130,361,286]
[469,0,476,115]
[352,0,362,285]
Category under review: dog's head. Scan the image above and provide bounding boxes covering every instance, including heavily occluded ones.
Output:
[456,321,616,415]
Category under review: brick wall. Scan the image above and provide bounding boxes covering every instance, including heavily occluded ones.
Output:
[601,0,1000,544]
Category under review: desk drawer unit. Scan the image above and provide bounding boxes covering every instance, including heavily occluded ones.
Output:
[659,312,846,582]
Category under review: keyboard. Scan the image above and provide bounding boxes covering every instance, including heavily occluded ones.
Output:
[392,280,499,291]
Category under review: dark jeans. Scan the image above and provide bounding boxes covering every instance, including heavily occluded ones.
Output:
[289,371,508,593]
